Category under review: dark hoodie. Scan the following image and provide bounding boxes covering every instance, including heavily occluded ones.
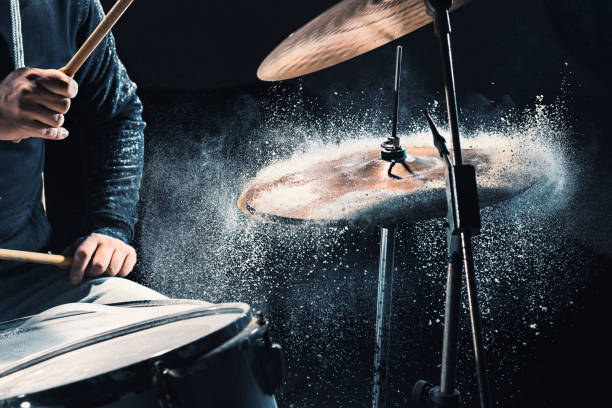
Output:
[0,0,145,256]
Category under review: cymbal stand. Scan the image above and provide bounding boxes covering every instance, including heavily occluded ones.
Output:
[381,46,415,179]
[372,224,398,408]
[412,1,493,408]
[373,44,424,408]
[372,45,408,408]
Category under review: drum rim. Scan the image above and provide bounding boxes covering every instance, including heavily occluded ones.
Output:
[0,302,253,402]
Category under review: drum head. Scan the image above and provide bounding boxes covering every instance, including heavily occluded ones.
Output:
[0,302,252,400]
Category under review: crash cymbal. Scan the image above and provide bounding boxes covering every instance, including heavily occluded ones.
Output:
[258,0,471,81]
[237,140,539,226]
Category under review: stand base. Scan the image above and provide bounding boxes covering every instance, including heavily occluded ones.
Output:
[413,380,461,408]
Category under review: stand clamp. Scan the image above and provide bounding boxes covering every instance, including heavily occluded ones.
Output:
[424,110,481,236]
[380,141,415,179]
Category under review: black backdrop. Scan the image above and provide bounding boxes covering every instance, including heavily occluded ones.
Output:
[43,0,612,407]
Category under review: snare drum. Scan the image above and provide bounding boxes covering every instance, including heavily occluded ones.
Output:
[0,301,284,407]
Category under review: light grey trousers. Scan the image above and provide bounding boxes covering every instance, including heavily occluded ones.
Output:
[0,264,166,323]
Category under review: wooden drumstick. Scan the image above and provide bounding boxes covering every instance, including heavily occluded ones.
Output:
[13,0,134,143]
[60,0,134,77]
[0,249,72,269]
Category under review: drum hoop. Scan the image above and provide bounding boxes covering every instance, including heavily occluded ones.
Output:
[167,316,266,376]
[104,298,212,308]
[0,299,213,331]
[0,304,249,379]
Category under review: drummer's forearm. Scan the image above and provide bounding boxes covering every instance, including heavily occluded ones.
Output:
[71,0,146,243]
[83,121,145,244]
[80,92,145,243]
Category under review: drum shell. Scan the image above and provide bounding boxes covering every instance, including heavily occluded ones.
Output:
[163,318,279,408]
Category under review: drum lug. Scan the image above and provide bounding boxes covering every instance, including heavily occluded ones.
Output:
[152,361,176,408]
[263,343,285,394]
[253,312,286,395]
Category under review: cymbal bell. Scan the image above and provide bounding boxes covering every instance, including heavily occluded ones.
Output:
[258,0,471,81]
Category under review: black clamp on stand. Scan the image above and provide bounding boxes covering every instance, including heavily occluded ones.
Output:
[412,1,492,407]
[423,111,481,239]
[381,46,415,179]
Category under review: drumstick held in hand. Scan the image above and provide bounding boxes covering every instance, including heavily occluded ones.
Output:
[0,249,72,269]
[60,0,135,77]
[12,0,134,143]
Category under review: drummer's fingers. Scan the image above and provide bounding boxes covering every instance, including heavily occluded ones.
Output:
[87,243,114,278]
[118,248,137,277]
[19,120,69,140]
[34,69,78,98]
[20,101,65,128]
[28,86,71,114]
[70,236,98,284]
[107,248,128,277]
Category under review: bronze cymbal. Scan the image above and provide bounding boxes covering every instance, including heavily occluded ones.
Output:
[237,143,538,226]
[258,0,471,81]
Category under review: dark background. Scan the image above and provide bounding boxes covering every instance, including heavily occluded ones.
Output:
[75,0,611,406]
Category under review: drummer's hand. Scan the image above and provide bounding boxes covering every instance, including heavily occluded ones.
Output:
[0,68,77,141]
[66,233,137,284]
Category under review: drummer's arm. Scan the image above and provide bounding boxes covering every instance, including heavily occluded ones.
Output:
[66,0,145,284]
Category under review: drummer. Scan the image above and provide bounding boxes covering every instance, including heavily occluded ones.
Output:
[0,0,165,322]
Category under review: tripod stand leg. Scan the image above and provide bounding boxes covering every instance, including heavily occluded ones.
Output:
[372,225,397,408]
[461,233,492,408]
[440,234,463,396]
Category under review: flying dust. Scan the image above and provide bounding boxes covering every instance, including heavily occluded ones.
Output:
[138,85,595,407]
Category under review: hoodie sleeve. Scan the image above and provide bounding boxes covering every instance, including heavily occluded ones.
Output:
[70,0,146,243]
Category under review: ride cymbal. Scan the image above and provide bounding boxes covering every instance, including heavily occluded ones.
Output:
[258,0,471,81]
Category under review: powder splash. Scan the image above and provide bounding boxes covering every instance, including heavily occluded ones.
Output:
[139,88,584,407]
